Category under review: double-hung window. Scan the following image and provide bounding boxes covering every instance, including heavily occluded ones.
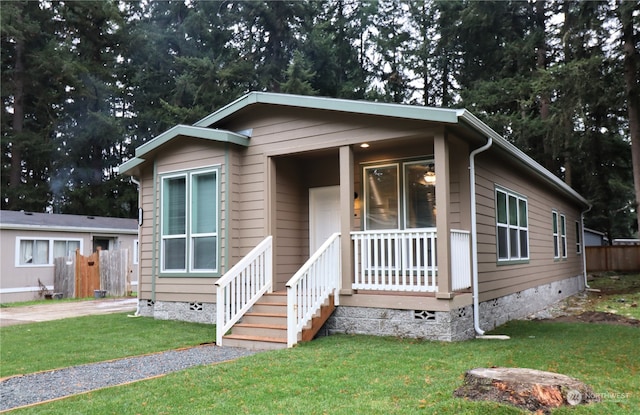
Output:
[560,214,567,258]
[552,211,568,259]
[161,168,218,274]
[496,187,528,262]
[552,211,560,259]
[575,221,582,254]
[17,238,81,266]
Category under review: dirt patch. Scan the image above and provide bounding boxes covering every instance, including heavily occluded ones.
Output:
[549,311,639,327]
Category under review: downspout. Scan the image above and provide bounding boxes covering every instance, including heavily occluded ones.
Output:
[129,176,142,317]
[581,205,593,289]
[469,136,492,337]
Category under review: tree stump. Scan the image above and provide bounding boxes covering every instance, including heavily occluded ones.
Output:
[454,367,600,413]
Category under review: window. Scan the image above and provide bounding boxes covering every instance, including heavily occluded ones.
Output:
[161,168,218,274]
[560,214,567,258]
[552,211,559,259]
[363,159,436,230]
[17,238,81,266]
[496,188,528,261]
[575,221,582,254]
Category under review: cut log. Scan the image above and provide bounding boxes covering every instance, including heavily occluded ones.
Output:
[454,367,600,413]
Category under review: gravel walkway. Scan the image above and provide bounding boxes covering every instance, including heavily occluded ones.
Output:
[0,344,257,411]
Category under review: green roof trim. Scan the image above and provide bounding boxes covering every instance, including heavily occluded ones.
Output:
[118,157,145,175]
[457,109,590,208]
[135,125,249,157]
[118,125,249,176]
[194,92,459,127]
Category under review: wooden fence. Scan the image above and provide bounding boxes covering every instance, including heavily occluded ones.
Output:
[54,249,131,298]
[585,245,640,272]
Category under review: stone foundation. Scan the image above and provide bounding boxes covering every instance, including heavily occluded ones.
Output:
[137,299,216,324]
[137,275,585,341]
[325,274,585,341]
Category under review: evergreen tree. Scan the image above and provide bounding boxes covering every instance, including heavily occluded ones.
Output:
[1,2,61,212]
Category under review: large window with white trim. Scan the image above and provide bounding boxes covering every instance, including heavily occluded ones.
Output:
[496,187,529,261]
[17,238,81,266]
[161,168,218,274]
[363,159,436,230]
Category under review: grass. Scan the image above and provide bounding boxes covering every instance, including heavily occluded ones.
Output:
[584,273,640,320]
[3,277,638,414]
[0,297,99,308]
[3,319,639,414]
[0,313,215,377]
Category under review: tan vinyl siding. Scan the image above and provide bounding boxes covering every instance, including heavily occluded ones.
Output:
[474,151,583,302]
[138,138,228,302]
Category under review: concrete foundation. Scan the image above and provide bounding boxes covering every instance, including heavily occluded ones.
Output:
[138,274,584,341]
[325,274,584,341]
[137,299,216,324]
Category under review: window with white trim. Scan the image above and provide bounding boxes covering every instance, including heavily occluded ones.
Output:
[575,221,582,254]
[552,211,559,259]
[17,238,81,266]
[496,187,529,261]
[560,214,567,258]
[161,168,218,274]
[363,159,436,230]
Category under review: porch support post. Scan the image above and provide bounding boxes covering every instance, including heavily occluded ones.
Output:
[266,156,277,291]
[435,130,453,299]
[339,145,354,295]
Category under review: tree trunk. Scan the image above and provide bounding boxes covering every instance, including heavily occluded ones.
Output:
[8,10,25,210]
[454,367,600,413]
[619,2,640,235]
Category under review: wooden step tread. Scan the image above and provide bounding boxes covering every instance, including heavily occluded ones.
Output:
[255,302,287,306]
[245,312,287,318]
[223,333,287,343]
[235,322,286,330]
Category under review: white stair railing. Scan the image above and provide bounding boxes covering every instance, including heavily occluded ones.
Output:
[215,236,272,346]
[286,232,341,348]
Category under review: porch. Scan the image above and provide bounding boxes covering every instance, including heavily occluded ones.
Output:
[215,228,471,349]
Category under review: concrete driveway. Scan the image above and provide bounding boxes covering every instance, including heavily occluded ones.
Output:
[0,298,138,327]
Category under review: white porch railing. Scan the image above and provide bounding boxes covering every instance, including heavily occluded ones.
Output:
[351,228,471,292]
[450,229,471,291]
[215,236,272,346]
[286,232,341,348]
[351,229,438,292]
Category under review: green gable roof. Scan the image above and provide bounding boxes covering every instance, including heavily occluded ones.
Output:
[194,91,459,127]
[119,92,589,208]
[119,125,249,175]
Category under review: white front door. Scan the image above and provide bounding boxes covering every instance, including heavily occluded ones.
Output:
[309,186,341,253]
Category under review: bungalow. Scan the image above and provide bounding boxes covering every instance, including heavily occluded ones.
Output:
[119,92,590,349]
[0,210,139,303]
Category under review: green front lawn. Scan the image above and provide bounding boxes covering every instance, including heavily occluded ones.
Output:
[0,313,215,377]
[4,318,638,414]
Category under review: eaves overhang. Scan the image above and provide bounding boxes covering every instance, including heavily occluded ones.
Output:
[118,125,249,176]
[456,109,590,209]
[194,91,460,127]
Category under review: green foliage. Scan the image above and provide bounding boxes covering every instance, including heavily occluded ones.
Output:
[1,0,637,235]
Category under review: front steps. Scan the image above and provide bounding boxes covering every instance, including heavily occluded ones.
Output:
[221,292,336,351]
[221,292,288,350]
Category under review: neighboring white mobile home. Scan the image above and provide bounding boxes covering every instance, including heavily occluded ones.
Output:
[0,210,139,303]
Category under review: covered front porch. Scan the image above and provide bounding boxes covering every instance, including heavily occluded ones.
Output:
[216,132,475,348]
